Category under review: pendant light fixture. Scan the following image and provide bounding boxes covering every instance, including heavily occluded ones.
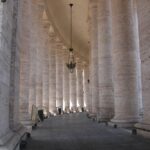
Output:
[66,3,76,73]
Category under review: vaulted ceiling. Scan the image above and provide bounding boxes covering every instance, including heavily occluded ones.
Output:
[45,0,90,62]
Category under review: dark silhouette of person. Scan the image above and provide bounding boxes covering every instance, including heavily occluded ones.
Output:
[58,108,61,115]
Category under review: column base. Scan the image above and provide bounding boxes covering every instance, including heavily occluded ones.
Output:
[77,107,82,112]
[135,122,150,138]
[20,120,32,134]
[97,108,114,122]
[109,118,139,128]
[0,126,28,150]
[87,113,97,120]
[64,106,70,114]
[71,107,77,113]
[97,116,111,123]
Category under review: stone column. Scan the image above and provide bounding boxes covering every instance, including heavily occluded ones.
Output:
[83,63,90,112]
[89,0,99,116]
[0,0,28,148]
[19,0,32,131]
[35,1,44,109]
[70,70,77,112]
[28,1,37,114]
[63,49,70,113]
[49,28,57,115]
[56,41,63,111]
[135,0,150,137]
[97,0,114,121]
[76,60,84,112]
[111,0,139,127]
[42,19,50,113]
[133,1,143,116]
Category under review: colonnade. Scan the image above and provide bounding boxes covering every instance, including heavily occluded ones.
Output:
[88,0,150,135]
[19,0,87,118]
[89,0,142,127]
[0,0,150,149]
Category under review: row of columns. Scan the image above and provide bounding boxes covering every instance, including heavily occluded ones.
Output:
[18,0,89,123]
[89,0,142,127]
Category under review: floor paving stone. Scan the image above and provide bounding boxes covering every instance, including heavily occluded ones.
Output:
[26,113,150,150]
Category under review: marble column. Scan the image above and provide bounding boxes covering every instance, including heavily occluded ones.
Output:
[76,60,84,112]
[63,50,70,113]
[70,70,77,112]
[49,28,57,115]
[56,41,63,110]
[97,0,114,121]
[89,0,99,116]
[83,63,90,112]
[135,0,150,137]
[111,0,139,127]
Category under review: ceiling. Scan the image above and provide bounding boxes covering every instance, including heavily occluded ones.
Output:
[45,0,90,62]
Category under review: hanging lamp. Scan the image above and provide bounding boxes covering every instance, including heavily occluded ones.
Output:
[66,3,76,73]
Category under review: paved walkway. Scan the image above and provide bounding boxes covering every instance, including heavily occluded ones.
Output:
[26,113,150,150]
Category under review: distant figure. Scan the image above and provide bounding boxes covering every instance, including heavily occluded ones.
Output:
[58,108,61,115]
[82,107,84,112]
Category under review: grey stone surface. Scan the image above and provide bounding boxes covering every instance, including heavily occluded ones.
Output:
[135,0,150,136]
[111,0,140,126]
[70,71,77,111]
[89,0,99,114]
[26,113,150,150]
[97,0,114,121]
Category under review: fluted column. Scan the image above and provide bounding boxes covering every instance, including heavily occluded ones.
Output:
[135,0,150,137]
[76,60,84,112]
[89,0,99,115]
[111,0,139,127]
[97,0,114,121]
[49,29,57,114]
[83,63,90,112]
[70,70,77,112]
[63,50,70,113]
[56,41,63,110]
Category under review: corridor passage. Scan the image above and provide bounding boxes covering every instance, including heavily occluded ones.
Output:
[26,113,150,150]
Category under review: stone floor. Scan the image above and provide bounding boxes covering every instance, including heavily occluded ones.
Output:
[25,113,150,150]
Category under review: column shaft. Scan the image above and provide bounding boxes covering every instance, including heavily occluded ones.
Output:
[135,0,150,136]
[56,42,63,109]
[83,65,90,111]
[76,63,84,111]
[89,0,99,115]
[111,0,139,127]
[97,0,114,121]
[28,1,37,113]
[49,34,56,114]
[19,0,31,126]
[63,51,70,112]
[70,71,77,112]
[35,2,44,109]
[42,21,50,111]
